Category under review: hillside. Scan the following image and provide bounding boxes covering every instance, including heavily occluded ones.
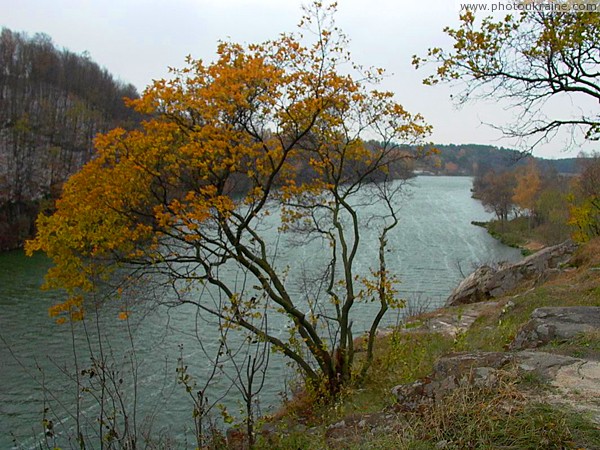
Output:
[410,143,582,176]
[0,28,140,250]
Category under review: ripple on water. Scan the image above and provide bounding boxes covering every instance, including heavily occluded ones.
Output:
[0,177,522,448]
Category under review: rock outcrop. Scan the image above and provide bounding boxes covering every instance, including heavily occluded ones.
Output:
[510,306,600,350]
[515,350,581,377]
[391,349,600,417]
[391,352,513,410]
[391,305,600,423]
[446,241,577,306]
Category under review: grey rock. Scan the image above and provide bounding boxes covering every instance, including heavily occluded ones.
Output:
[446,241,577,306]
[433,352,513,379]
[472,367,499,388]
[511,306,600,350]
[446,265,497,306]
[515,350,581,379]
[328,420,346,430]
[392,380,430,411]
[392,352,512,408]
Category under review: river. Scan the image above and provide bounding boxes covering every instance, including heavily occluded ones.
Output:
[0,176,522,448]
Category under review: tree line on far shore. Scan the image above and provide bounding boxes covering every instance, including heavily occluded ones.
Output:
[472,154,600,245]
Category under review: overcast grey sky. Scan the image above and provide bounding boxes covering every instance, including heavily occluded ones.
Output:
[1,0,596,158]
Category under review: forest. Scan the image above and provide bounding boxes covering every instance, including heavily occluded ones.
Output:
[472,153,600,246]
[411,143,583,176]
[0,28,140,250]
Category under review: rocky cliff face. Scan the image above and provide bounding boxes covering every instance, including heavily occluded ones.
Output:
[0,28,139,250]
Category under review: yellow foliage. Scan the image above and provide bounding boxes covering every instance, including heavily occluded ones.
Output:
[567,157,600,243]
[26,3,429,334]
[48,295,84,324]
[568,199,600,243]
[416,9,600,144]
[512,160,541,213]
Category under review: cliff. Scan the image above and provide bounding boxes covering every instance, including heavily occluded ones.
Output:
[0,28,139,250]
[445,240,578,306]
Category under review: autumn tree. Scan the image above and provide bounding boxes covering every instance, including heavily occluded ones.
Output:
[413,9,600,150]
[27,3,430,396]
[536,184,571,243]
[512,159,541,227]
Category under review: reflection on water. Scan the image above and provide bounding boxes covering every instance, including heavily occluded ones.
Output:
[0,177,521,448]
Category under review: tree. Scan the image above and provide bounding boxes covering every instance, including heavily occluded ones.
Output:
[512,159,541,226]
[0,27,139,251]
[477,170,516,223]
[568,152,600,241]
[413,9,600,150]
[536,185,570,243]
[27,3,430,397]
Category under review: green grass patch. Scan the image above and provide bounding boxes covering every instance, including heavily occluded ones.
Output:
[261,331,454,448]
[483,215,572,250]
[403,399,600,449]
[486,217,530,249]
[547,330,600,360]
[269,374,600,449]
[322,332,454,423]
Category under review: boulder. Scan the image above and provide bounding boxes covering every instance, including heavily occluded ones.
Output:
[433,352,513,379]
[514,350,580,379]
[446,241,577,306]
[510,306,600,350]
[391,352,513,409]
[444,266,496,306]
[392,379,432,411]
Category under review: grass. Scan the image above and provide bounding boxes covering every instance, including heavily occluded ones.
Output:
[378,381,600,450]
[267,377,600,450]
[254,239,600,449]
[486,216,530,249]
[483,216,572,252]
[272,331,455,429]
[547,330,600,360]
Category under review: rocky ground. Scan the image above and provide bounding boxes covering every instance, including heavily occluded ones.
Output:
[249,240,600,449]
[322,303,600,448]
[324,242,599,448]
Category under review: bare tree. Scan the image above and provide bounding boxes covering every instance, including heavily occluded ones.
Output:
[414,10,600,151]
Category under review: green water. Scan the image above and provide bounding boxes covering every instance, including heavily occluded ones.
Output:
[0,177,522,448]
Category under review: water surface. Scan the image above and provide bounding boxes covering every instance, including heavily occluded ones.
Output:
[0,176,521,448]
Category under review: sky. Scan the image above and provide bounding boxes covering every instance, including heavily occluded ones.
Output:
[1,0,596,159]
